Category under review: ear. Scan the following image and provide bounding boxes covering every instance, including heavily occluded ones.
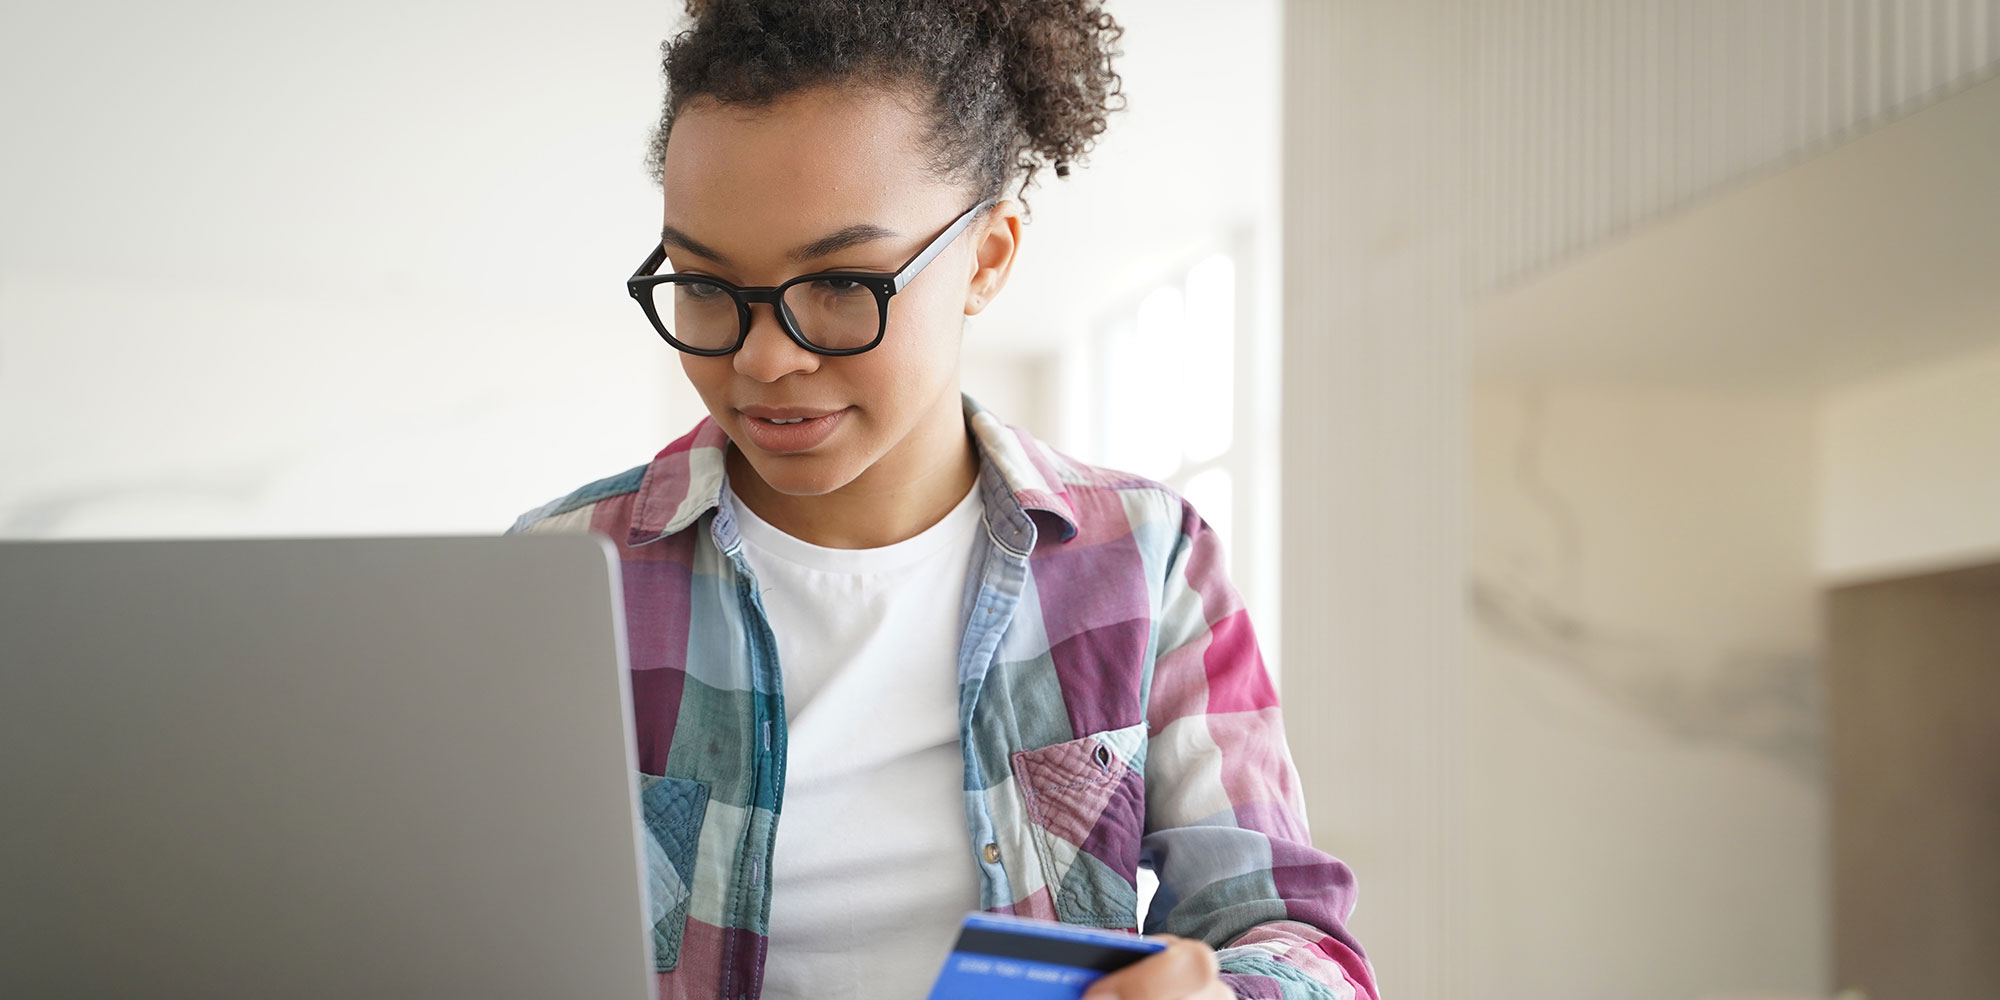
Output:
[963,199,1023,316]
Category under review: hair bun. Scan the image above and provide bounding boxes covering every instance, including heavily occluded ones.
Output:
[656,0,1125,205]
[985,0,1125,193]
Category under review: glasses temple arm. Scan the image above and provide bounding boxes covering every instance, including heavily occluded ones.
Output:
[890,198,998,294]
[631,245,668,282]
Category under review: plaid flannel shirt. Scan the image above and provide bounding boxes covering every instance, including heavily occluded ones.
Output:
[508,396,1377,1000]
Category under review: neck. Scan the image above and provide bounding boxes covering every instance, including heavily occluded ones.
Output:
[725,392,980,550]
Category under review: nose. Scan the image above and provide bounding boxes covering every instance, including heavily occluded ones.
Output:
[732,301,821,383]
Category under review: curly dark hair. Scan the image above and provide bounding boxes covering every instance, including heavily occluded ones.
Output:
[649,0,1125,206]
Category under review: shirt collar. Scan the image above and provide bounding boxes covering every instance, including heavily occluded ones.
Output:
[624,394,1080,548]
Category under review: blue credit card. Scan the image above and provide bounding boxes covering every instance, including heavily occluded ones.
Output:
[925,912,1167,1000]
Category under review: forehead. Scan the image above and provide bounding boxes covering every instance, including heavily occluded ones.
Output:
[659,84,956,256]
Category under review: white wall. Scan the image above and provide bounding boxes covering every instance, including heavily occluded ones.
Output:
[0,1,700,538]
[1818,340,2000,582]
[1469,380,1828,1000]
[959,349,1052,442]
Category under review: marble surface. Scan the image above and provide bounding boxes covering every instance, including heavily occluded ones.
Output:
[1470,383,1825,781]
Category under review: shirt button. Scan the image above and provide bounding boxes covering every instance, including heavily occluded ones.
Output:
[983,842,1002,865]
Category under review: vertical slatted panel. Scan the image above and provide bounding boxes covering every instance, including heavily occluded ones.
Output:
[1281,3,1466,998]
[1464,0,2000,296]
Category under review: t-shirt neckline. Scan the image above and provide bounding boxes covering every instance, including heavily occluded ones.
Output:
[723,477,984,576]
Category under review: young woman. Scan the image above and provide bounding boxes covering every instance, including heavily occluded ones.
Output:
[511,3,1376,998]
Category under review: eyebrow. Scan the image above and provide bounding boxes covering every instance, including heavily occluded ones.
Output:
[658,225,734,266]
[658,221,903,267]
[787,223,899,262]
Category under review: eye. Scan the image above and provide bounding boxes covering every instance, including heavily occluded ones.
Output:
[678,280,729,301]
[811,276,872,296]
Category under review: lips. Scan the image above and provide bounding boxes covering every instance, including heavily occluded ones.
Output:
[739,405,844,421]
[736,405,851,454]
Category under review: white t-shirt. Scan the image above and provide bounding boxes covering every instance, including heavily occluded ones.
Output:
[722,477,986,1000]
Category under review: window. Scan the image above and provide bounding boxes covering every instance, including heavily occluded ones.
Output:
[1061,238,1281,687]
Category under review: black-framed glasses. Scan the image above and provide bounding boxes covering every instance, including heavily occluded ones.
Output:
[627,198,997,357]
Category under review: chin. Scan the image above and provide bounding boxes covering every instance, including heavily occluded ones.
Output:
[736,448,864,497]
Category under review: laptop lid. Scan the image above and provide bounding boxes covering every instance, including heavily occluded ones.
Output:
[0,534,655,999]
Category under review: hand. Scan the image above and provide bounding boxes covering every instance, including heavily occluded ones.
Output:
[1080,935,1233,1000]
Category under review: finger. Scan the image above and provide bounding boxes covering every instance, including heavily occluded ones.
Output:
[1081,936,1221,1000]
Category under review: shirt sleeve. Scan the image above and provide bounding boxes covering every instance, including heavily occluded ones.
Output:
[1139,498,1379,1000]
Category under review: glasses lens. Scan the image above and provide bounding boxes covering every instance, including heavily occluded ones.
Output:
[780,277,883,352]
[656,277,740,352]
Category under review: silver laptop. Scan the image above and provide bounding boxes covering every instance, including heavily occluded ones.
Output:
[0,535,656,1000]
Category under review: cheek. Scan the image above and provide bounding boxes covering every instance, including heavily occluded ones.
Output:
[679,354,732,403]
[873,275,967,383]
[860,312,960,409]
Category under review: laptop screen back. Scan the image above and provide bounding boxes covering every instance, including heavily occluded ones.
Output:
[0,534,655,1000]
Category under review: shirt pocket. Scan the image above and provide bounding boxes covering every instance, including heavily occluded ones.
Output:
[638,773,710,972]
[1009,721,1149,928]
